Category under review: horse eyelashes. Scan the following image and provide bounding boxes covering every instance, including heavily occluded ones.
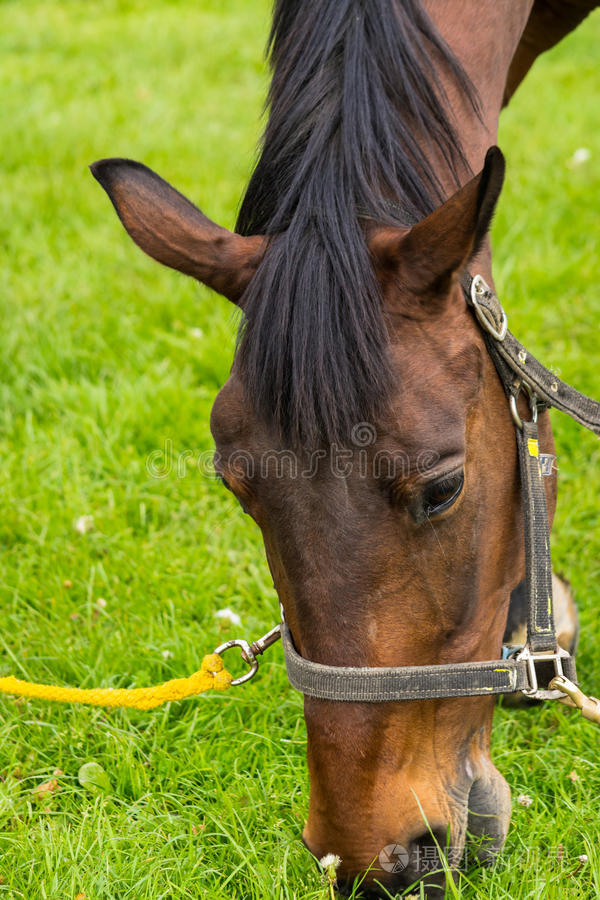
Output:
[422,470,465,518]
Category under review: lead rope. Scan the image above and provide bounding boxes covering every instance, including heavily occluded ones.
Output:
[0,626,283,709]
[0,655,233,710]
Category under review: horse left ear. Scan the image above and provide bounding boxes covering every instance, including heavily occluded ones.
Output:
[370,146,505,297]
[90,158,267,306]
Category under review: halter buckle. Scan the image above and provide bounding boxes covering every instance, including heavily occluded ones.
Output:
[470,274,508,341]
[514,645,571,700]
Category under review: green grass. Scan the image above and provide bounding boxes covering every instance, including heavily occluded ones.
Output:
[0,2,599,897]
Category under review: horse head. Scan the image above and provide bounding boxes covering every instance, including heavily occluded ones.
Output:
[92,142,553,896]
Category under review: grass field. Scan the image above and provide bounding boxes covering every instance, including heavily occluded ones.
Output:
[1,2,599,898]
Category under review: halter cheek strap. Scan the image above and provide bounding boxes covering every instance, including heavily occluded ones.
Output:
[274,273,600,709]
[463,273,596,666]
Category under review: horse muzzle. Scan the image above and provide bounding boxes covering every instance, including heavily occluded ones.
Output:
[305,758,512,899]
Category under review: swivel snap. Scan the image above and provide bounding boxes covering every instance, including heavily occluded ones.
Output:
[214,624,281,686]
[550,675,600,726]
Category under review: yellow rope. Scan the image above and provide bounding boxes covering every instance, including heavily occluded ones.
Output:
[0,654,232,710]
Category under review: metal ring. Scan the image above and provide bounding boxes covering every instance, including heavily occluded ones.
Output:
[514,645,570,700]
[510,382,538,430]
[213,638,259,685]
[470,274,508,342]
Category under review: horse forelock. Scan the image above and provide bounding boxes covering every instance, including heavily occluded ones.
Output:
[234,0,480,448]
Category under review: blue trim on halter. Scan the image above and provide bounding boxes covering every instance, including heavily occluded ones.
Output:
[502,645,524,660]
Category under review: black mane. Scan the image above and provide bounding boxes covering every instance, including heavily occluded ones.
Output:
[235,0,478,447]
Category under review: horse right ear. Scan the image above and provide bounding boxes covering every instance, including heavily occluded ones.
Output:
[370,146,505,299]
[90,159,267,306]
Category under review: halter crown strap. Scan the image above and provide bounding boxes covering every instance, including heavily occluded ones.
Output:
[279,273,600,703]
[463,274,600,434]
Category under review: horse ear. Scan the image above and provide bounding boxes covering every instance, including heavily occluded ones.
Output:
[90,159,266,305]
[371,146,505,297]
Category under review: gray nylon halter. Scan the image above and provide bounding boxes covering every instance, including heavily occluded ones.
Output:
[273,273,599,703]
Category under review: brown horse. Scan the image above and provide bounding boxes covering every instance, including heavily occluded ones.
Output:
[91,1,595,895]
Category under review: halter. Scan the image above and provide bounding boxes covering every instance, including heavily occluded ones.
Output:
[217,274,600,719]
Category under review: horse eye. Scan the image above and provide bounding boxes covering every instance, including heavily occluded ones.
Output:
[422,470,464,517]
[216,472,232,492]
[215,471,253,517]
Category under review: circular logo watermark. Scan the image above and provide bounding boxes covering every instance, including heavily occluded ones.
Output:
[378,843,409,874]
[351,422,377,447]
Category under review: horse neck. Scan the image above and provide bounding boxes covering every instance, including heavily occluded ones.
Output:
[409,1,531,284]
[425,0,532,199]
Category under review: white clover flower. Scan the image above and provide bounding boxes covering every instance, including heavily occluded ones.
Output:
[74,515,94,534]
[567,147,591,167]
[214,608,242,626]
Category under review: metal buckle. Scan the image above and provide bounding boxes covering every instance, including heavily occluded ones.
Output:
[510,381,538,430]
[470,274,508,341]
[214,624,281,686]
[515,645,571,700]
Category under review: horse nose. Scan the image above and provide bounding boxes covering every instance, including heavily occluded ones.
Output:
[357,876,447,900]
[336,828,453,899]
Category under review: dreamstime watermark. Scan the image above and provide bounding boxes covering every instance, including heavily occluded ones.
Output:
[145,423,441,482]
[145,423,557,482]
[146,441,216,480]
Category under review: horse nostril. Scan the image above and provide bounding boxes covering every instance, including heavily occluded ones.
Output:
[410,826,447,856]
[371,829,453,897]
[334,829,453,898]
[400,828,455,897]
[408,827,454,864]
